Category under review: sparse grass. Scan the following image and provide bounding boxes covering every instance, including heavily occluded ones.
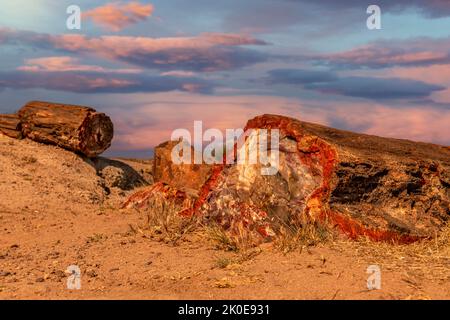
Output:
[140,194,197,245]
[214,256,234,269]
[352,223,450,261]
[273,217,332,253]
[98,203,117,215]
[122,224,139,237]
[204,215,274,253]
[191,211,333,254]
[21,155,37,164]
[213,247,262,270]
[333,223,450,283]
[86,233,108,243]
[206,224,240,252]
[237,247,262,262]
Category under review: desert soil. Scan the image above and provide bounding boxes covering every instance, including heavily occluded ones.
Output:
[0,133,449,300]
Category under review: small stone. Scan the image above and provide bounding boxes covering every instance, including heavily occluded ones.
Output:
[0,271,12,277]
[52,270,66,281]
[86,269,98,278]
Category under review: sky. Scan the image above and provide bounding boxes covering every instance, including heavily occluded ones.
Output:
[0,0,449,157]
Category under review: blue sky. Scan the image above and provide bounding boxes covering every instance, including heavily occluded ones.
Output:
[1,0,449,157]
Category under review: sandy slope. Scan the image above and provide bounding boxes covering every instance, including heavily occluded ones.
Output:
[0,133,449,300]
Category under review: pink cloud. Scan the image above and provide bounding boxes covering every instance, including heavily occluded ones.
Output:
[83,1,154,31]
[387,64,450,85]
[49,33,266,55]
[432,88,450,104]
[107,93,450,152]
[160,70,196,77]
[84,77,136,89]
[0,28,268,72]
[109,93,308,150]
[17,56,141,74]
[331,104,450,144]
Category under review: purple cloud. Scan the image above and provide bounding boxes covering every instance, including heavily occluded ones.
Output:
[267,69,446,100]
[0,71,214,94]
[0,28,270,72]
[267,69,338,84]
[315,37,450,69]
[305,76,445,100]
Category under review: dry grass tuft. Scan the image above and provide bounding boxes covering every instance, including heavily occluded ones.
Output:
[204,221,270,253]
[214,256,234,269]
[273,217,332,253]
[137,194,198,245]
[205,224,240,252]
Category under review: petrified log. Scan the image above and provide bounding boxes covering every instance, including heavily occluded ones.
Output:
[153,140,212,191]
[0,101,113,157]
[0,114,22,139]
[123,114,450,243]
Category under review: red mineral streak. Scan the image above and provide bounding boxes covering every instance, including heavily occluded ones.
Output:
[320,210,424,244]
[122,182,188,210]
[178,164,225,217]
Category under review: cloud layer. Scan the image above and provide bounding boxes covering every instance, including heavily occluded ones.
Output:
[84,1,154,31]
[103,92,450,152]
[267,69,445,100]
[0,28,269,72]
[0,70,213,94]
[17,56,141,74]
[315,37,450,69]
[289,0,450,18]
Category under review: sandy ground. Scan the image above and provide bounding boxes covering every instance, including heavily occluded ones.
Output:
[0,133,449,300]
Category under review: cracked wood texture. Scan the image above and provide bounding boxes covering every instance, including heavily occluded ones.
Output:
[0,101,113,157]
